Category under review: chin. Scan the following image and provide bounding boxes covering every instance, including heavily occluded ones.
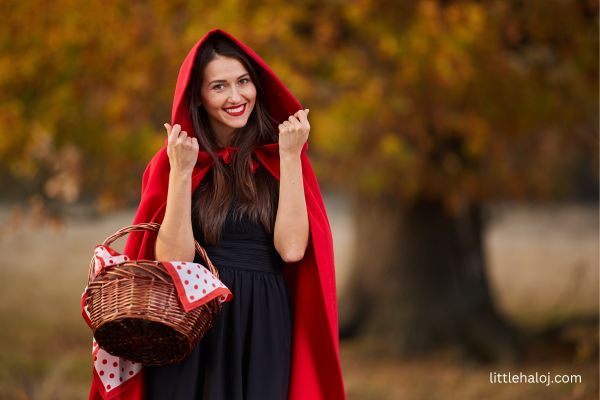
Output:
[221,111,253,128]
[224,119,249,129]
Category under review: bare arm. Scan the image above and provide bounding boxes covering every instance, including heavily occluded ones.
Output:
[274,109,311,262]
[155,123,198,262]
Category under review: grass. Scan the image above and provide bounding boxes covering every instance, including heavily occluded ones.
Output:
[0,205,597,399]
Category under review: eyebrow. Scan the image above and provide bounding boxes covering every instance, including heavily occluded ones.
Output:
[208,73,250,85]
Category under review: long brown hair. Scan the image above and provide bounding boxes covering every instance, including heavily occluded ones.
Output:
[184,33,280,245]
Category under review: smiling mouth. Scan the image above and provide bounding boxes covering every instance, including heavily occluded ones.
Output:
[223,104,246,116]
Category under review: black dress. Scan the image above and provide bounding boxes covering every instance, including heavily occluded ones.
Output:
[144,194,293,400]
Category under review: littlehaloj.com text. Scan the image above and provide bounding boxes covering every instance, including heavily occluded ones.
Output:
[489,371,582,387]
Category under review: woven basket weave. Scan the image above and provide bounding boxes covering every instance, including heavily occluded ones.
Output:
[85,222,222,366]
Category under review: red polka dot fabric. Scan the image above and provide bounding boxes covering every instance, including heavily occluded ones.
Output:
[92,245,130,278]
[92,338,142,395]
[162,261,233,312]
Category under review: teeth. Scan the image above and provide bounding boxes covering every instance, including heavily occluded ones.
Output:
[225,105,244,113]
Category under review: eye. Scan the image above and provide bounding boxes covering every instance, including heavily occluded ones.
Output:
[239,78,250,85]
[212,84,225,91]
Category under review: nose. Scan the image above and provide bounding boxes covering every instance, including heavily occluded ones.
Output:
[228,86,242,103]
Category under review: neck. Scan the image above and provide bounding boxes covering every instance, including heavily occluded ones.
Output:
[211,122,237,148]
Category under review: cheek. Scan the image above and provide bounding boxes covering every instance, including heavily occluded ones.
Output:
[245,85,257,103]
[200,90,223,109]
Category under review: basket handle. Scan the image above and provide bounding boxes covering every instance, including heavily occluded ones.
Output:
[87,222,220,284]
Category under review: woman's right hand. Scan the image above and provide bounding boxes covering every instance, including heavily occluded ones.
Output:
[164,123,199,175]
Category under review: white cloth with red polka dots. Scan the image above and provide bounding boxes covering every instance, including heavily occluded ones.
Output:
[82,244,233,399]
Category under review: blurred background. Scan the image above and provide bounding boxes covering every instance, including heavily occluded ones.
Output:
[0,0,598,399]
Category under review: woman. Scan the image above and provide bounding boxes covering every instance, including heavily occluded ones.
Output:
[147,31,308,399]
[87,28,345,400]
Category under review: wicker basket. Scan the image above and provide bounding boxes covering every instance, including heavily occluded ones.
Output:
[85,222,223,366]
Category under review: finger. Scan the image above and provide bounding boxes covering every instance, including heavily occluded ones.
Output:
[176,130,189,143]
[289,116,302,129]
[287,116,300,125]
[293,108,306,118]
[179,129,189,139]
[170,124,181,142]
[164,123,172,134]
[294,108,309,117]
[296,109,310,125]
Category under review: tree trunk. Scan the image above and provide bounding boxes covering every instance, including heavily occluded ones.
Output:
[338,195,520,362]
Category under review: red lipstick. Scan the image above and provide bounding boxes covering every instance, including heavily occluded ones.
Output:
[223,104,246,117]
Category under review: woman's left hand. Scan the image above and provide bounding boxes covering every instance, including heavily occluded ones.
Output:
[278,108,310,158]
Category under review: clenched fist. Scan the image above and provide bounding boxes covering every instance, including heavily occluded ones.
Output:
[165,123,199,175]
[278,109,310,158]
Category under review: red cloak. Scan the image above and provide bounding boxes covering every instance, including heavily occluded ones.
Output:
[88,28,345,399]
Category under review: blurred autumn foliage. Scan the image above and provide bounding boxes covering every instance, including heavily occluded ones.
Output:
[1,0,597,215]
[277,0,598,211]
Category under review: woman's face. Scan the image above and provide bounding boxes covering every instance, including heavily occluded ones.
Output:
[200,55,256,145]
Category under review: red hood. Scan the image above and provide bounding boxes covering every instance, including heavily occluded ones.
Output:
[172,28,302,147]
